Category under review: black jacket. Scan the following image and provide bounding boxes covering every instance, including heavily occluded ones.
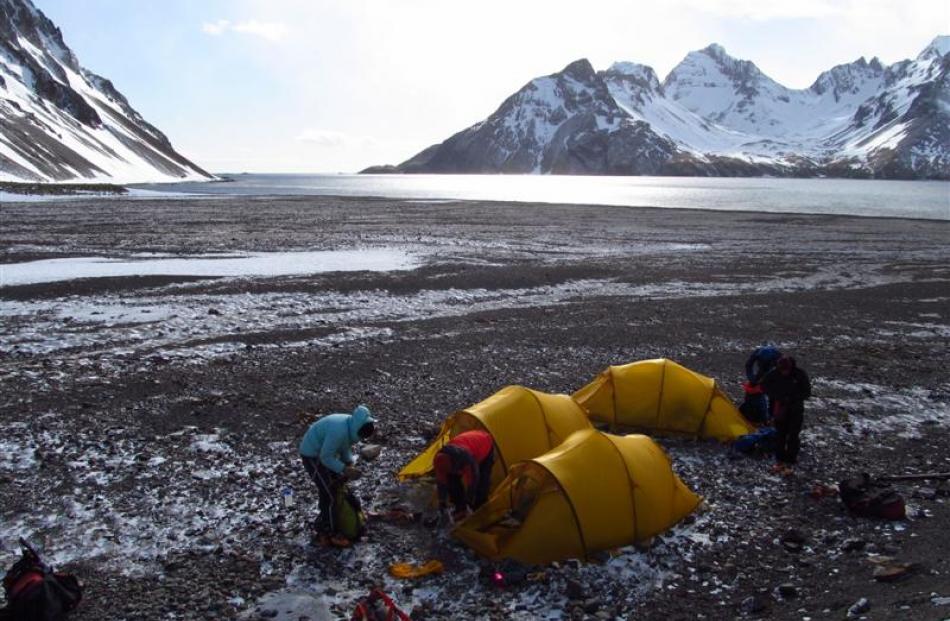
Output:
[761,367,811,406]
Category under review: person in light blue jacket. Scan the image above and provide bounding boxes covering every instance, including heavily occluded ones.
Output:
[299,404,376,538]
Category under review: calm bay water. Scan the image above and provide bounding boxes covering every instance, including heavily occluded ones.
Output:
[137,174,950,221]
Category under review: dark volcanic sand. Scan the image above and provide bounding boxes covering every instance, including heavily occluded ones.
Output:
[1,196,949,620]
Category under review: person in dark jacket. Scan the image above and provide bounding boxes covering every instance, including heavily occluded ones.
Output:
[433,430,495,522]
[746,342,782,384]
[760,356,811,474]
[745,342,783,421]
[299,405,375,543]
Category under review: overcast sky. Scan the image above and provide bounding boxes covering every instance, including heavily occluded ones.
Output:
[34,0,948,174]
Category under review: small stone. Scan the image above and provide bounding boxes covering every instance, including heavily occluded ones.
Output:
[847,597,871,618]
[842,538,866,552]
[777,584,798,599]
[915,486,937,500]
[582,597,600,613]
[259,609,278,619]
[208,308,221,315]
[565,579,585,601]
[873,562,914,582]
[359,444,382,461]
[740,595,766,613]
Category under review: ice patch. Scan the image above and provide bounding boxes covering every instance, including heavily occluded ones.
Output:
[0,249,422,287]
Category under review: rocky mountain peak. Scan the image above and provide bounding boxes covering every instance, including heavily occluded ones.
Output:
[0,0,78,70]
[810,56,885,100]
[559,58,597,83]
[663,43,768,96]
[919,35,950,60]
[699,43,728,60]
[605,62,661,92]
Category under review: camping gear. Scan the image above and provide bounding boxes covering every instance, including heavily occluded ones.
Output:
[738,381,768,423]
[399,385,592,485]
[334,486,367,541]
[732,427,776,456]
[573,359,755,441]
[839,473,906,520]
[351,588,411,621]
[1,538,82,621]
[388,560,444,579]
[453,429,700,564]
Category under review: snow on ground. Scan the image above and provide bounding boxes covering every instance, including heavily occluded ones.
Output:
[810,378,950,440]
[0,260,912,360]
[1,372,941,617]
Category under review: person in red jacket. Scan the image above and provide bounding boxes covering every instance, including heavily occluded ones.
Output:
[433,430,495,521]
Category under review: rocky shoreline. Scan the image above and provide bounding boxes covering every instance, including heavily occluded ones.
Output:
[1,196,948,620]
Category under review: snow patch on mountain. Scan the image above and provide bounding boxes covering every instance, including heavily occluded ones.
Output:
[0,0,212,183]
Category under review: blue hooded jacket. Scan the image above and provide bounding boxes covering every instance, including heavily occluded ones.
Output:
[299,405,375,473]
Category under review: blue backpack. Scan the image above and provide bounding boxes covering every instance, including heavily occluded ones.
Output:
[733,427,777,455]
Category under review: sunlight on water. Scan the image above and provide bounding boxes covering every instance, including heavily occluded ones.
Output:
[137,174,950,220]
[0,249,421,287]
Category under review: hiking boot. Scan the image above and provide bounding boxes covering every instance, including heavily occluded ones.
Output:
[770,463,787,474]
[328,534,352,548]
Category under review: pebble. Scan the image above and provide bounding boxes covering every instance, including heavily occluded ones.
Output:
[777,584,798,599]
[847,597,871,618]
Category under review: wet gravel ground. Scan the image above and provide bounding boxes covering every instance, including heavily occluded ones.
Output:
[1,196,949,620]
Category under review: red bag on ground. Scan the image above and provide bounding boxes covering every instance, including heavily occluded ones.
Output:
[1,538,83,621]
[839,473,906,520]
[351,588,411,621]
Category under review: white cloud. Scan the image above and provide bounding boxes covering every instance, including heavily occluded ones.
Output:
[683,0,845,21]
[296,129,377,149]
[297,129,347,147]
[201,19,230,36]
[201,19,289,42]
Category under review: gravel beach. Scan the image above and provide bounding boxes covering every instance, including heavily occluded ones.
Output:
[1,196,948,620]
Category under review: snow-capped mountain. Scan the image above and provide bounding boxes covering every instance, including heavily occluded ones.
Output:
[367,37,950,179]
[0,0,212,183]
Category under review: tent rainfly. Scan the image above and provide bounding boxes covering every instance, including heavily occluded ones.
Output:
[398,385,592,484]
[453,429,701,564]
[572,358,754,441]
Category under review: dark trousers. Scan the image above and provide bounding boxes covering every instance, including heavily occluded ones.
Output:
[302,456,341,532]
[774,403,804,464]
[447,451,495,511]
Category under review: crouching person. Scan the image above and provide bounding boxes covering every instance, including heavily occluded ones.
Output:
[299,404,376,546]
[433,430,495,523]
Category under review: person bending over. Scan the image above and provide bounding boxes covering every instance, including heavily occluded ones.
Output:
[433,430,495,523]
[299,404,375,544]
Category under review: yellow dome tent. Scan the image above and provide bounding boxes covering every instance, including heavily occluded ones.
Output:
[397,385,592,483]
[572,358,753,441]
[453,429,701,564]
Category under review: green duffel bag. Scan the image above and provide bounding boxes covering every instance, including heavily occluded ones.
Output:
[334,485,366,541]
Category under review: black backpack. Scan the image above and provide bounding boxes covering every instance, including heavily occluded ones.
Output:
[1,539,83,621]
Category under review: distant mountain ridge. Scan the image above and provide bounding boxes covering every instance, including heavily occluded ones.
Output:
[365,37,950,179]
[0,0,212,183]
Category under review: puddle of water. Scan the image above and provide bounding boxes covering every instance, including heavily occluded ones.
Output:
[0,249,421,286]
